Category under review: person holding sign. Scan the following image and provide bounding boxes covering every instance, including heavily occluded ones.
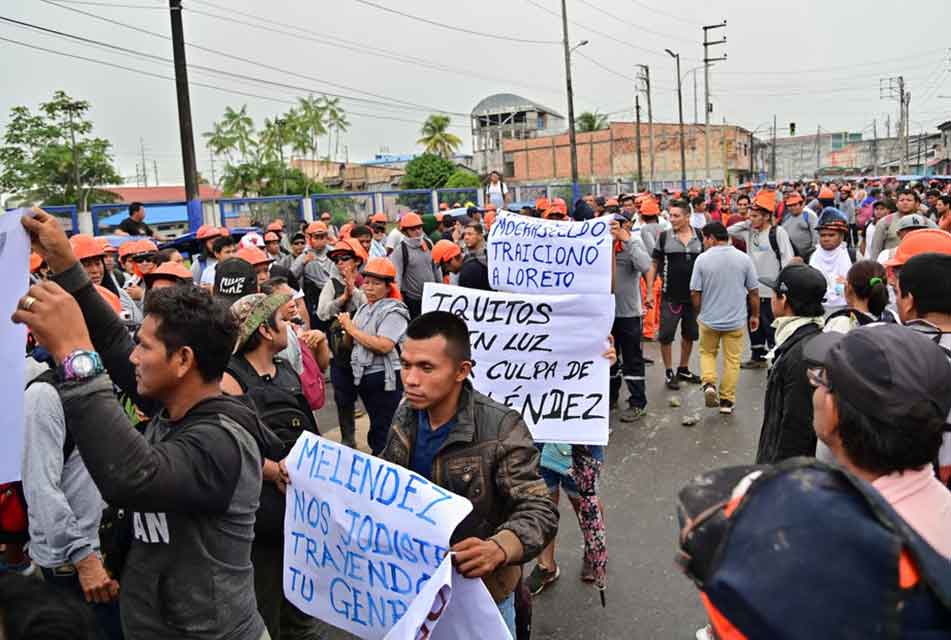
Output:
[381,311,559,638]
[609,215,653,422]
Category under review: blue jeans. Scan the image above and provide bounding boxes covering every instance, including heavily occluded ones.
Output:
[356,371,403,455]
[497,593,516,638]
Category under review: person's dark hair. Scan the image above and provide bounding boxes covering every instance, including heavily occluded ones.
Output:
[406,310,472,363]
[350,225,371,239]
[898,253,951,316]
[259,276,288,295]
[701,222,728,241]
[926,189,941,199]
[129,202,144,216]
[691,196,705,209]
[159,248,179,262]
[0,570,97,639]
[736,194,751,205]
[466,223,484,236]
[212,235,236,255]
[938,195,951,208]
[143,286,237,382]
[846,260,889,317]
[835,393,944,476]
[268,264,300,291]
[781,292,824,318]
[619,194,634,205]
[668,199,689,215]
[897,188,921,203]
[238,309,280,355]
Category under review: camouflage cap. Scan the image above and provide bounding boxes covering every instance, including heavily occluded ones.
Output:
[230,291,292,353]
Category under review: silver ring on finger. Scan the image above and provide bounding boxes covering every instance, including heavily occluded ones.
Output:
[20,295,37,311]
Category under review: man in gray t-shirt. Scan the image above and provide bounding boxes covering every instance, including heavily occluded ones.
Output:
[689,223,760,415]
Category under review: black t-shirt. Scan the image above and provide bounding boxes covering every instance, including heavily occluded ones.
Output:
[652,229,703,303]
[458,255,491,291]
[118,216,153,236]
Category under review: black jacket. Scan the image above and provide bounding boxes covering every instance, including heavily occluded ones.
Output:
[755,322,822,464]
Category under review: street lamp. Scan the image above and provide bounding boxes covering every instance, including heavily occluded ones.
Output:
[561,0,586,208]
[666,48,688,192]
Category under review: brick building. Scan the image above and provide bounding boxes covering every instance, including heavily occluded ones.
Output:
[500,121,761,187]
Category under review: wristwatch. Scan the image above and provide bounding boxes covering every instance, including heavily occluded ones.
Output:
[59,350,105,382]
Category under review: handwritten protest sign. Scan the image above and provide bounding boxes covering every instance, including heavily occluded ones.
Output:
[0,211,30,483]
[487,210,611,295]
[422,282,614,445]
[283,433,474,639]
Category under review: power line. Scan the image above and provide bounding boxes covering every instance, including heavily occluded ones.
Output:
[348,0,560,45]
[39,0,168,7]
[574,0,693,44]
[628,0,703,27]
[35,0,465,115]
[181,0,568,100]
[0,34,468,129]
[717,47,951,75]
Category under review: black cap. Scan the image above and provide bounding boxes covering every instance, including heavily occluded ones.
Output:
[214,257,257,303]
[291,232,306,243]
[759,264,826,304]
[803,324,951,423]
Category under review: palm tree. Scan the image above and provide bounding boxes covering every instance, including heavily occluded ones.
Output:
[222,105,255,161]
[323,97,349,162]
[259,117,290,193]
[295,94,327,171]
[417,114,463,159]
[576,111,609,133]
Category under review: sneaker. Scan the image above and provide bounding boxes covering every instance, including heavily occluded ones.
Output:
[526,563,560,596]
[719,399,734,415]
[695,625,715,640]
[665,370,681,390]
[620,406,647,423]
[677,368,703,384]
[740,359,768,369]
[703,383,719,407]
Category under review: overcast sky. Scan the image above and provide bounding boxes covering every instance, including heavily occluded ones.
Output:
[2,0,950,186]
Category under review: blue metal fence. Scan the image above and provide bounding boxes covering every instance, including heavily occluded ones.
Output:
[218,195,304,230]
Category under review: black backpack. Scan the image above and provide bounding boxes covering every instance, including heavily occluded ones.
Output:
[225,356,317,457]
[326,279,354,365]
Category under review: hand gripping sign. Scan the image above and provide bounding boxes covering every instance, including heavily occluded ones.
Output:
[283,433,510,639]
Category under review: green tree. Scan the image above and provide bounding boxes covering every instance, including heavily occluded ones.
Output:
[0,91,122,210]
[576,111,608,133]
[443,169,481,189]
[399,153,455,212]
[417,114,463,158]
[323,97,349,161]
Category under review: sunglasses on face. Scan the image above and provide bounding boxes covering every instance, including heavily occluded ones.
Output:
[308,233,327,240]
[330,254,354,264]
[372,225,386,233]
[265,240,280,245]
[132,253,158,263]
[320,217,331,222]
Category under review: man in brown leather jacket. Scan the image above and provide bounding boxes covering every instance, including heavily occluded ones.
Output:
[380,311,558,636]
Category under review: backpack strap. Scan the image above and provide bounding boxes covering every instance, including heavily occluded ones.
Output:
[224,355,258,393]
[26,369,74,461]
[768,225,782,265]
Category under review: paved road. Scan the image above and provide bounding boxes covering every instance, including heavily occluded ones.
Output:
[315,340,768,639]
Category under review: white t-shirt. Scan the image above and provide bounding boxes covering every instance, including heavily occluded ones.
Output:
[200,263,217,286]
[689,212,707,229]
[487,181,508,208]
[865,222,877,259]
[385,227,404,251]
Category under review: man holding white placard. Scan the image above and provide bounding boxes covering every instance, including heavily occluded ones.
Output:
[381,311,559,638]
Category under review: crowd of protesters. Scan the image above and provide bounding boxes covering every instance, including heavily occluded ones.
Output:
[2,172,951,639]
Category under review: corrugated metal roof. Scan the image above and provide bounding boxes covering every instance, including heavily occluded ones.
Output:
[471,93,564,119]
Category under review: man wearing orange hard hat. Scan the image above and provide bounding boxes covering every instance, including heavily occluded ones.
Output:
[291,221,333,330]
[69,233,141,326]
[431,239,464,284]
[391,212,439,319]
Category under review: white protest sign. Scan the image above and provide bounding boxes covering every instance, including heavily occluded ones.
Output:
[0,211,30,483]
[487,209,612,295]
[422,282,614,445]
[283,433,473,639]
[385,553,511,640]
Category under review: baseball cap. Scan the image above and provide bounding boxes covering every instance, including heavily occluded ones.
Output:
[895,214,937,234]
[759,264,826,304]
[230,291,292,353]
[803,324,951,424]
[214,257,258,303]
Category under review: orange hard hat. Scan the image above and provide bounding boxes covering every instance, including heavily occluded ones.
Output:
[399,212,423,229]
[69,234,105,261]
[266,220,284,231]
[263,231,280,243]
[306,221,328,235]
[196,224,219,240]
[117,240,139,259]
[143,261,193,286]
[134,239,159,254]
[605,197,619,207]
[439,202,449,211]
[483,203,497,212]
[99,238,118,254]
[484,210,496,226]
[236,246,272,266]
[329,237,367,265]
[640,197,661,215]
[94,285,122,314]
[818,186,835,200]
[219,227,231,237]
[535,197,550,211]
[29,252,43,273]
[370,212,388,224]
[752,191,777,213]
[886,229,951,268]
[431,239,462,264]
[784,192,804,205]
[363,257,398,280]
[339,223,354,239]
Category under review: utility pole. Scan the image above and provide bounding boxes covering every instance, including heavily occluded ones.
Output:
[666,49,688,191]
[702,21,727,183]
[169,0,201,231]
[872,118,879,175]
[209,153,217,186]
[816,125,821,177]
[560,0,581,205]
[748,130,754,178]
[917,130,924,174]
[692,69,698,124]
[770,115,777,180]
[885,114,891,138]
[634,94,643,187]
[64,106,83,209]
[153,160,160,186]
[139,137,149,188]
[637,65,655,190]
[880,76,908,174]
